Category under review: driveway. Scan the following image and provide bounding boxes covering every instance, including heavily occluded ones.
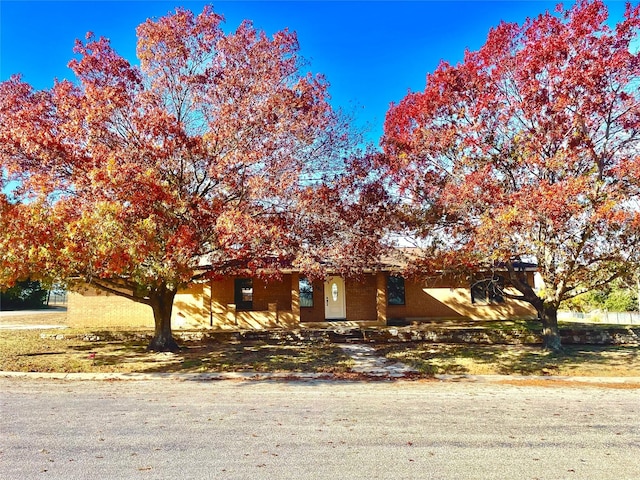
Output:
[0,308,67,330]
[1,377,639,479]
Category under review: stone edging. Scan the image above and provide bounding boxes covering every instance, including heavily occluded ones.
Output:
[40,325,639,346]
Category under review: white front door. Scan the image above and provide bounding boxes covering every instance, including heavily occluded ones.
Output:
[324,277,346,320]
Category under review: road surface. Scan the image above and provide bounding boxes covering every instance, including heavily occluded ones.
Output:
[1,377,639,479]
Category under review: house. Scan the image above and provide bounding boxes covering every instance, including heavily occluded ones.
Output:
[66,267,537,329]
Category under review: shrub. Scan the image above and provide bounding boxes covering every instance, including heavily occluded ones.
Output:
[0,280,48,310]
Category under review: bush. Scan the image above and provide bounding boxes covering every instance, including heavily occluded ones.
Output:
[561,283,638,312]
[0,280,49,310]
[604,289,637,312]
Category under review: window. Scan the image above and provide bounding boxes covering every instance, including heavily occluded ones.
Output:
[387,276,406,306]
[471,277,504,304]
[299,277,314,307]
[234,278,253,310]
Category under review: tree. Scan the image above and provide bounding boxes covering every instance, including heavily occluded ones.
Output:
[604,287,638,312]
[380,0,640,350]
[562,279,639,312]
[0,7,356,351]
[0,279,48,310]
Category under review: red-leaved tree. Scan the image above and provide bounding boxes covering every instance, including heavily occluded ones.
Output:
[0,7,363,351]
[381,0,640,349]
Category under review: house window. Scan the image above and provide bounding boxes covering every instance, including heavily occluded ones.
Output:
[387,276,406,306]
[299,277,314,307]
[471,277,505,304]
[234,278,253,310]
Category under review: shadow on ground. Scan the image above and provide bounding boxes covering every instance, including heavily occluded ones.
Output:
[374,343,640,376]
[3,324,639,377]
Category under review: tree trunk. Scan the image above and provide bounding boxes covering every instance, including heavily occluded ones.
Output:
[503,266,563,351]
[147,286,180,352]
[539,305,562,352]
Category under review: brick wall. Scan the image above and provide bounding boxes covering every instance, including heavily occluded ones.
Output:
[384,273,536,321]
[387,279,465,319]
[67,287,154,328]
[172,284,209,328]
[345,275,378,321]
[210,275,296,329]
[299,275,379,323]
[210,276,292,311]
[423,286,535,320]
[68,271,537,330]
[299,279,325,323]
[253,276,292,311]
[67,283,209,329]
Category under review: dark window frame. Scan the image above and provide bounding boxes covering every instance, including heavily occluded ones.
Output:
[471,276,505,305]
[299,277,314,308]
[387,275,406,306]
[234,278,253,310]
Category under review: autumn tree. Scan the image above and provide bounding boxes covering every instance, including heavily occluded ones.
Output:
[0,7,358,351]
[381,0,640,349]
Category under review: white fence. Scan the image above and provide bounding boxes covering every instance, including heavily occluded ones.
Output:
[47,290,67,306]
[559,310,640,325]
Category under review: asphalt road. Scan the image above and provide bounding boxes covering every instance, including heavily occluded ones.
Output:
[1,377,639,480]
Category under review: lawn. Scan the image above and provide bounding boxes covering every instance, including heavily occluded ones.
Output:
[1,326,639,378]
[0,329,355,374]
[373,342,640,377]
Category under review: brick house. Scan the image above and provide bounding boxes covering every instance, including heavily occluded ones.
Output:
[66,268,537,329]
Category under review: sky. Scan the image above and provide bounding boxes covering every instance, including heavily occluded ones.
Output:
[0,0,633,143]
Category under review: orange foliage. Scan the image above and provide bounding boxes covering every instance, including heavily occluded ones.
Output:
[0,7,367,348]
[381,0,640,322]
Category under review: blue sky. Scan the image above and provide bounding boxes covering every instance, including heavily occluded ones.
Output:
[0,1,632,143]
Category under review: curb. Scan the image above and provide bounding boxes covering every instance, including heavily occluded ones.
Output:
[433,374,640,385]
[2,370,640,385]
[0,371,331,382]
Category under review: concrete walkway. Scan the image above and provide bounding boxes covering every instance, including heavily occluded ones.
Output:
[339,343,418,377]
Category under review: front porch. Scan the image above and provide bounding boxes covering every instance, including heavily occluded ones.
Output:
[208,272,390,330]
